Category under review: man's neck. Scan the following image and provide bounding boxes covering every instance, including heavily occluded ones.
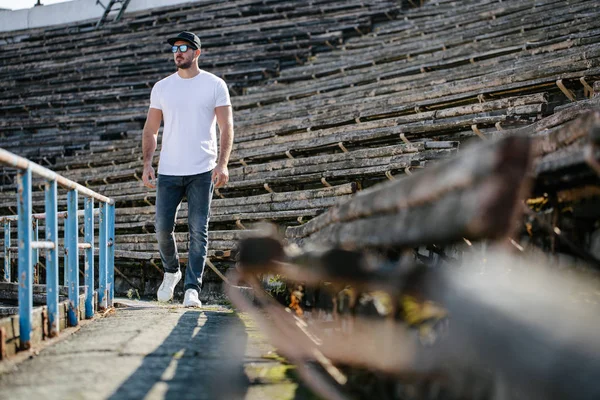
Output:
[177,66,201,79]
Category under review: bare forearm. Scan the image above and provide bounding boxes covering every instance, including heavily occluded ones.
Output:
[212,106,234,188]
[142,129,157,167]
[218,124,234,166]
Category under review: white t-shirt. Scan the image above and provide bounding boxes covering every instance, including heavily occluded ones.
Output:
[150,71,231,176]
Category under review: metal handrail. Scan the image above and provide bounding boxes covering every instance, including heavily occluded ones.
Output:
[0,148,115,350]
[0,208,99,222]
[0,149,114,205]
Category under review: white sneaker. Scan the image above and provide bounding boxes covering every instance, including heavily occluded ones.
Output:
[157,270,182,302]
[183,289,202,308]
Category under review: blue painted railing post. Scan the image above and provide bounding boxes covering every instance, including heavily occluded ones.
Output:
[17,167,33,350]
[32,219,39,283]
[63,216,69,287]
[108,203,115,307]
[98,202,108,310]
[84,198,94,319]
[3,221,10,282]
[66,190,79,326]
[45,180,59,337]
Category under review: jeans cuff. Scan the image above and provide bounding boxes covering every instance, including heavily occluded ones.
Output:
[163,265,180,274]
[184,283,201,293]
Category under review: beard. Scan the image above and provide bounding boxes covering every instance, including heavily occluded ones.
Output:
[175,57,193,69]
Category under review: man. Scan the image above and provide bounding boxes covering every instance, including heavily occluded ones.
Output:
[141,31,233,307]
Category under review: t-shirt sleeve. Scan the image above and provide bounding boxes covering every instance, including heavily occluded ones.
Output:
[149,82,162,110]
[215,79,231,107]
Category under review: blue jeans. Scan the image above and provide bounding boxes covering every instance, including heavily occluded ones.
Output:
[155,171,213,293]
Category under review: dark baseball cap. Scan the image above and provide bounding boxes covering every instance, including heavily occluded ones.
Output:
[167,31,201,49]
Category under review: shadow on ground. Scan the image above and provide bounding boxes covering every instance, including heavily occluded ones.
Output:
[108,310,249,400]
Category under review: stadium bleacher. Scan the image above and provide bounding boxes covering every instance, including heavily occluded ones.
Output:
[1,0,599,299]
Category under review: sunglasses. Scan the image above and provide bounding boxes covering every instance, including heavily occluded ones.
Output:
[171,44,194,53]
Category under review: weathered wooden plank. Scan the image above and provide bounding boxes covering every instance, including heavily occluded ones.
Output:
[112,208,324,232]
[533,110,600,192]
[232,103,544,151]
[238,42,596,116]
[535,140,587,173]
[117,240,236,253]
[117,230,258,243]
[286,135,532,249]
[235,93,546,145]
[533,108,600,158]
[223,151,453,192]
[108,183,355,219]
[115,249,228,260]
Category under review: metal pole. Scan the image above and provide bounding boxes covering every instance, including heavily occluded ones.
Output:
[63,216,68,288]
[32,219,39,283]
[84,198,94,319]
[17,168,33,350]
[3,221,10,282]
[108,203,115,307]
[98,202,108,310]
[66,189,79,326]
[45,179,59,337]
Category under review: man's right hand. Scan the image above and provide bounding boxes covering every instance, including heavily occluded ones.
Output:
[142,165,156,189]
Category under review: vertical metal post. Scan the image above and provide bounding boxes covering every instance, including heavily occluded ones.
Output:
[66,190,79,326]
[63,216,68,287]
[107,203,115,307]
[32,219,39,283]
[3,221,10,282]
[45,180,59,337]
[17,168,33,350]
[98,202,108,310]
[84,198,94,319]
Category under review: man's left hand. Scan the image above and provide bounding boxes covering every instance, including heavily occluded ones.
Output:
[212,164,229,188]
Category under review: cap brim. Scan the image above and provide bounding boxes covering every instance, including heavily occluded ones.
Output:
[167,37,197,48]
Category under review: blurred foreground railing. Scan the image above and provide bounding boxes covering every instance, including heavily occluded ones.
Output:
[0,148,115,350]
[229,135,600,400]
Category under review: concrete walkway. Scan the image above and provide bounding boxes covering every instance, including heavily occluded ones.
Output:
[0,300,315,400]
